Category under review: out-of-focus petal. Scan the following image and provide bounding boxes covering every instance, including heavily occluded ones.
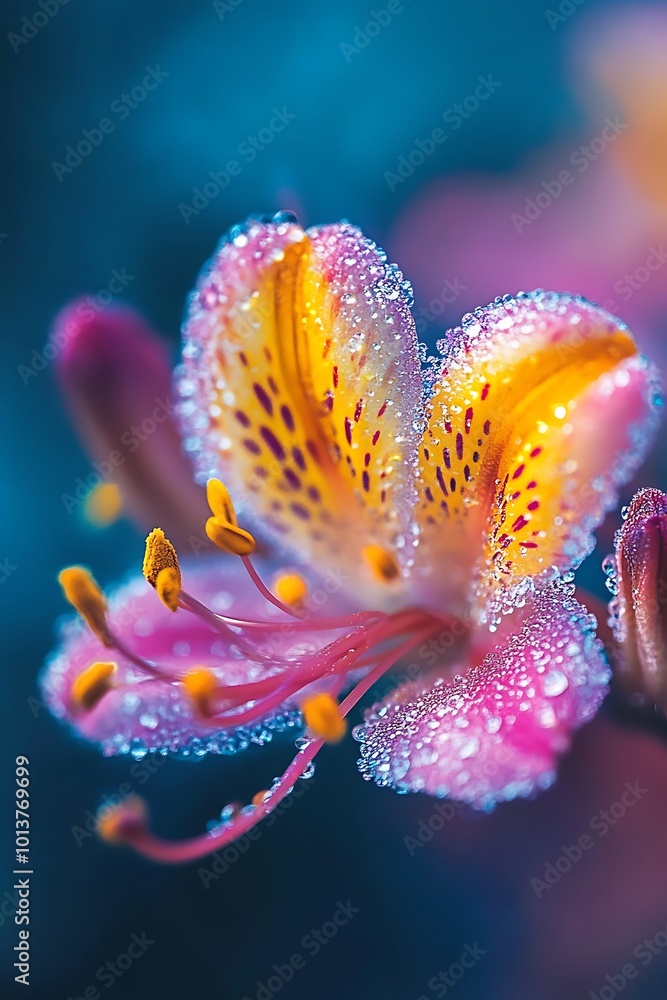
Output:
[413,292,661,620]
[54,300,209,548]
[355,585,610,810]
[608,487,667,707]
[41,556,346,757]
[177,214,423,588]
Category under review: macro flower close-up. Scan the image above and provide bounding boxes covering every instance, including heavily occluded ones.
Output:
[9,3,667,998]
[41,213,661,861]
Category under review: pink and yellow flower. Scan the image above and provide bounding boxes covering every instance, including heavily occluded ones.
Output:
[42,212,662,862]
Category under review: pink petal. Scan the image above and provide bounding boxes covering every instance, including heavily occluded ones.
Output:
[41,556,350,757]
[54,300,209,547]
[355,585,609,809]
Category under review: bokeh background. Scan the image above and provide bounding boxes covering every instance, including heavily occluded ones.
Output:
[4,0,667,997]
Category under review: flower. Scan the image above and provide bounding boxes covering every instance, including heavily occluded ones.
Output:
[42,211,662,863]
[606,487,667,710]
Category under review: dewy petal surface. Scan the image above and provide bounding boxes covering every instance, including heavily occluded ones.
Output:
[355,585,610,810]
[414,291,661,620]
[55,300,209,546]
[177,215,423,585]
[41,556,349,757]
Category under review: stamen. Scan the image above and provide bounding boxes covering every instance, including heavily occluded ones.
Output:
[142,528,181,588]
[363,544,399,582]
[98,795,148,844]
[273,572,308,608]
[84,482,123,527]
[156,567,181,612]
[58,567,113,647]
[71,661,117,711]
[302,693,346,743]
[205,516,256,556]
[206,478,238,525]
[182,668,218,716]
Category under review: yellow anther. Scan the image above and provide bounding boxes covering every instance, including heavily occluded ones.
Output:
[143,528,181,589]
[84,482,123,527]
[206,478,237,525]
[71,661,117,711]
[273,572,308,607]
[205,516,256,556]
[58,566,113,647]
[182,667,218,716]
[97,795,147,845]
[302,693,347,743]
[156,567,181,613]
[363,544,400,583]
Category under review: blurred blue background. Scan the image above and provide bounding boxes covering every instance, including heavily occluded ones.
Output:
[4,0,667,997]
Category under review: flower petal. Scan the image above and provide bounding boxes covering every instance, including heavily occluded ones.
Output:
[41,556,348,757]
[55,300,209,547]
[355,585,610,810]
[178,214,423,583]
[414,292,661,619]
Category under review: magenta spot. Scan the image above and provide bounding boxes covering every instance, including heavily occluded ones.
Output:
[483,420,491,435]
[362,470,370,492]
[377,401,388,418]
[456,433,463,461]
[464,465,471,482]
[239,351,248,367]
[264,346,273,362]
[292,447,306,471]
[523,541,539,549]
[512,464,525,480]
[450,477,457,493]
[306,440,321,464]
[254,466,268,479]
[333,365,339,388]
[290,502,311,521]
[307,486,321,503]
[436,467,448,496]
[268,376,279,396]
[481,383,490,401]
[472,450,480,463]
[512,515,529,531]
[381,489,386,503]
[281,404,295,432]
[243,438,261,455]
[253,383,273,416]
[510,491,521,501]
[354,398,363,422]
[445,419,452,434]
[443,448,451,470]
[527,480,538,490]
[323,393,334,412]
[423,447,430,461]
[344,417,353,445]
[234,410,250,427]
[372,430,381,446]
[465,407,473,434]
[527,500,540,511]
[284,468,301,490]
[424,486,434,503]
[260,426,286,461]
[364,452,371,467]
[530,446,543,459]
